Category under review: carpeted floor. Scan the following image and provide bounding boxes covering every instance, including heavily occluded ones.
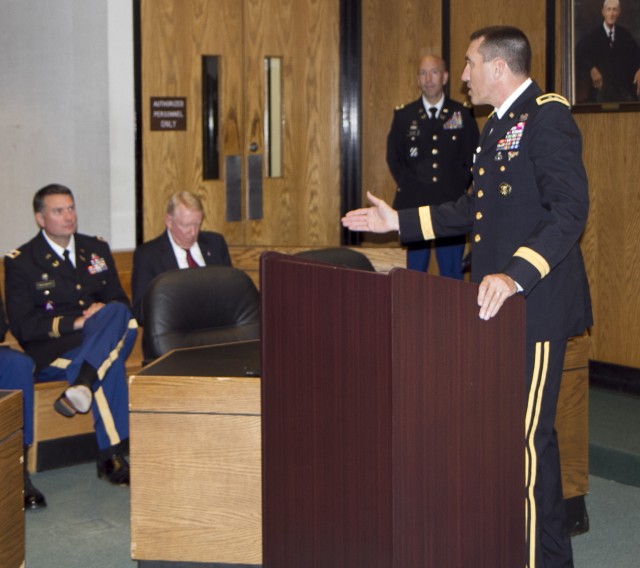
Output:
[25,387,640,568]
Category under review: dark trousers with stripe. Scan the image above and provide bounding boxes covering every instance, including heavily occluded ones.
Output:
[525,340,573,568]
[0,347,35,446]
[38,302,138,451]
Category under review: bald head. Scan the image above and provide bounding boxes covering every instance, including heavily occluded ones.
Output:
[416,55,449,104]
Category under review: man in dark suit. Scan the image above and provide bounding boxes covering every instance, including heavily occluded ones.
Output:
[386,54,479,277]
[343,26,592,568]
[0,290,46,509]
[576,0,640,103]
[4,184,137,486]
[131,191,231,325]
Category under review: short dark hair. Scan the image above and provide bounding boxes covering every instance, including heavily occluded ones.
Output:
[470,26,531,76]
[33,184,74,214]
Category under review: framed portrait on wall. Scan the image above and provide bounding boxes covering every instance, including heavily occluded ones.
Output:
[564,0,640,111]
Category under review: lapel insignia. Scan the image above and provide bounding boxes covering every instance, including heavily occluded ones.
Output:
[519,113,528,121]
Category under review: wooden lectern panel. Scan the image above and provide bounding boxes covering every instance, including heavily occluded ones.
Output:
[261,254,525,568]
[261,254,393,567]
[391,269,525,566]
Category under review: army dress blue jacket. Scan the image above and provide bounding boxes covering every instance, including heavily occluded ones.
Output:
[387,96,479,210]
[4,232,130,372]
[398,82,593,342]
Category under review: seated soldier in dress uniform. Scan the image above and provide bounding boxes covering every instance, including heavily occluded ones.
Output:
[4,184,137,485]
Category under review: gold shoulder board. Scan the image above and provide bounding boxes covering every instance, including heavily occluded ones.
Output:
[5,249,21,259]
[395,103,406,110]
[536,93,570,108]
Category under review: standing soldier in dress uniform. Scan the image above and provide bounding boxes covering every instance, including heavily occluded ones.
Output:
[344,26,592,568]
[4,184,137,485]
[386,54,479,277]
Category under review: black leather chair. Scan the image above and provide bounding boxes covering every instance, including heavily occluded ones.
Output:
[294,247,375,271]
[141,265,260,362]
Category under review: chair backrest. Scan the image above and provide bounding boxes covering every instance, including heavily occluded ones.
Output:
[294,247,375,271]
[142,265,260,361]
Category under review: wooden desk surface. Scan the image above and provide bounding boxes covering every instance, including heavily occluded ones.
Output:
[137,339,261,378]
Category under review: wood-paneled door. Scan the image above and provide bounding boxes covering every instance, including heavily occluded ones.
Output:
[139,0,341,247]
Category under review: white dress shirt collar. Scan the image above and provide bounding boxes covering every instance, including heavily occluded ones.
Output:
[42,230,76,266]
[167,229,205,268]
[495,77,533,119]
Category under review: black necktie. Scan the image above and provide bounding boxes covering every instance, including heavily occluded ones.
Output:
[609,29,614,48]
[63,249,74,269]
[429,106,438,120]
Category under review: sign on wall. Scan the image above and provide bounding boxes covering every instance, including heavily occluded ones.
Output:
[150,97,187,130]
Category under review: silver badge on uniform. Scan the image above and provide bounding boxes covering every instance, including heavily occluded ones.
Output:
[410,147,419,157]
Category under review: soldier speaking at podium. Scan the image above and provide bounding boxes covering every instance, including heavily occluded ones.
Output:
[4,184,137,486]
[344,26,592,568]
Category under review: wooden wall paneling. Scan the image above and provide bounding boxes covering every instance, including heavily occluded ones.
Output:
[244,0,341,246]
[575,112,640,367]
[140,0,245,244]
[360,0,441,246]
[141,0,340,247]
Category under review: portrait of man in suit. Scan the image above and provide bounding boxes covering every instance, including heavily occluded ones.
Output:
[574,0,640,103]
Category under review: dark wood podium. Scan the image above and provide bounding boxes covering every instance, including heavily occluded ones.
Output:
[260,253,526,568]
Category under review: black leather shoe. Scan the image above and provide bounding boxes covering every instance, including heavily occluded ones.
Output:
[24,473,47,510]
[97,453,130,486]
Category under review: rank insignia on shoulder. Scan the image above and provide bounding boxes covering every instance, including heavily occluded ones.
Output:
[96,235,106,242]
[536,93,570,107]
[395,103,406,110]
[5,249,21,259]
